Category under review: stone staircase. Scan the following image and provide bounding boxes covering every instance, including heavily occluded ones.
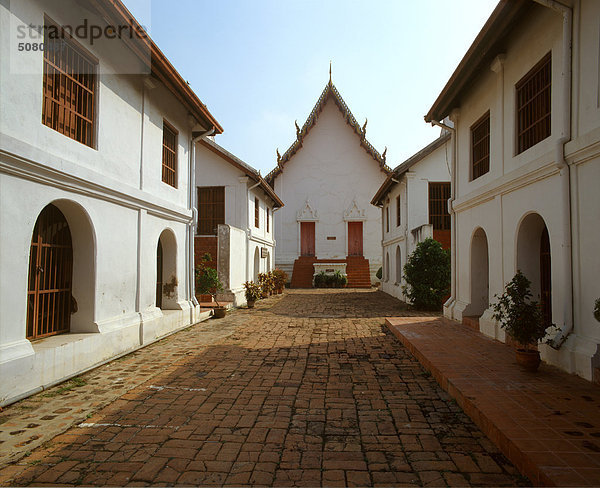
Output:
[345,256,372,288]
[290,256,372,288]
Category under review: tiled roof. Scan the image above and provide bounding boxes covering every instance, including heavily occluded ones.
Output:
[266,80,392,183]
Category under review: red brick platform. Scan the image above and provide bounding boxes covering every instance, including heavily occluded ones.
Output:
[386,316,600,487]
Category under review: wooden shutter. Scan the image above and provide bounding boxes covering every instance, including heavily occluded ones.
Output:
[471,111,490,180]
[162,121,178,187]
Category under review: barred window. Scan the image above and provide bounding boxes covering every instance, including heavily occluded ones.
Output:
[386,206,389,233]
[197,186,224,235]
[516,53,551,154]
[42,17,97,147]
[162,121,178,187]
[267,208,270,232]
[429,182,451,231]
[396,195,401,227]
[255,198,260,228]
[471,111,490,180]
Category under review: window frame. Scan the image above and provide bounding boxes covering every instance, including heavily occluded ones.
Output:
[197,186,225,236]
[266,207,270,233]
[162,120,178,188]
[515,52,552,154]
[42,15,98,148]
[396,195,401,227]
[385,205,390,233]
[470,111,490,180]
[254,197,260,228]
[428,182,451,231]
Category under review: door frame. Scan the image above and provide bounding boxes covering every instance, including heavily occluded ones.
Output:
[347,221,364,256]
[299,221,316,257]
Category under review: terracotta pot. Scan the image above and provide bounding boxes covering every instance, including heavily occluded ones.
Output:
[213,307,226,319]
[515,348,541,371]
[247,300,255,309]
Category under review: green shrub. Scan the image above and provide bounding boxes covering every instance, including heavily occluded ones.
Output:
[402,238,450,310]
[492,271,548,347]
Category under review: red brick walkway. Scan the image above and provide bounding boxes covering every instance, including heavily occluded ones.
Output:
[386,316,600,487]
[0,290,527,486]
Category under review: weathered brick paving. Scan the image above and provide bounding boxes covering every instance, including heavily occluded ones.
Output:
[1,290,528,486]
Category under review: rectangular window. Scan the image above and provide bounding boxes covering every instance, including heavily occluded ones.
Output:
[266,207,270,232]
[516,52,551,154]
[255,197,260,228]
[386,206,390,233]
[197,186,224,235]
[162,121,178,187]
[471,111,490,180]
[42,17,97,148]
[429,182,451,231]
[396,195,401,227]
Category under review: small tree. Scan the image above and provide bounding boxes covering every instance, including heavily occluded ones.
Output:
[492,271,548,348]
[403,238,450,310]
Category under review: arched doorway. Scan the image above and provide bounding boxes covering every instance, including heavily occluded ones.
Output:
[516,213,551,325]
[157,229,178,309]
[540,226,552,327]
[27,204,73,340]
[253,247,260,281]
[395,246,401,284]
[469,228,489,316]
[385,252,390,282]
[156,240,163,309]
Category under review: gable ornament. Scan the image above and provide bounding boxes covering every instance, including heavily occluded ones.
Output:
[297,200,319,222]
[344,198,366,221]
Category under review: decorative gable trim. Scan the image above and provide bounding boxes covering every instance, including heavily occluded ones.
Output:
[266,81,392,183]
[343,198,366,221]
[297,200,319,222]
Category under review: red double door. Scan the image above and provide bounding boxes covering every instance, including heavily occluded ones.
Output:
[300,221,363,257]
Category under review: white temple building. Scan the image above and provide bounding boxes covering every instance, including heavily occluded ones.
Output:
[267,78,391,287]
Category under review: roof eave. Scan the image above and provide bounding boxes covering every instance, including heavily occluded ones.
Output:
[425,0,530,123]
[90,0,223,133]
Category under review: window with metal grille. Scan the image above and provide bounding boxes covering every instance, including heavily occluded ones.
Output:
[429,182,451,230]
[42,17,97,148]
[255,198,260,228]
[267,207,270,233]
[471,111,490,180]
[516,52,551,154]
[162,121,178,187]
[396,195,401,227]
[197,186,224,235]
[386,206,389,233]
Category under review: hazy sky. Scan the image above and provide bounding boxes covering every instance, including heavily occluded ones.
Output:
[123,0,498,175]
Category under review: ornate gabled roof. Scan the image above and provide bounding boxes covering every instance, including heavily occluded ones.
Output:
[266,80,392,184]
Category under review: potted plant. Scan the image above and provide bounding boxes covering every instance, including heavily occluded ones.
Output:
[313,271,326,288]
[195,255,226,318]
[492,270,550,371]
[243,281,261,308]
[273,269,288,294]
[257,273,270,298]
[333,270,347,288]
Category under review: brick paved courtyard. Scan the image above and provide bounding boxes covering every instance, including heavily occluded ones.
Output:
[0,290,528,486]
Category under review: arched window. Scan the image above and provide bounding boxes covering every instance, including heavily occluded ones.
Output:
[27,204,73,339]
[395,246,401,284]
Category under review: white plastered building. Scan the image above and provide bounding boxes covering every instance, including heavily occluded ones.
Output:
[194,139,284,306]
[425,0,600,382]
[267,79,391,288]
[371,132,451,301]
[0,0,223,405]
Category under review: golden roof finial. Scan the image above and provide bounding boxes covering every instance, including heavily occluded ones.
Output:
[382,146,387,162]
[362,118,368,134]
[329,61,332,84]
[295,120,301,138]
